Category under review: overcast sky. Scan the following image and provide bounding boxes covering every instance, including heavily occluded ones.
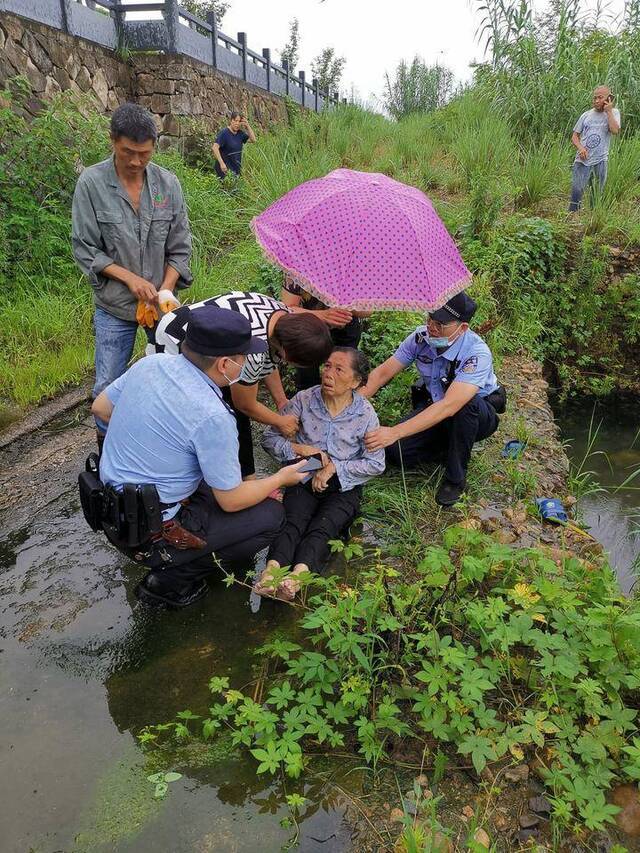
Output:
[220,0,626,107]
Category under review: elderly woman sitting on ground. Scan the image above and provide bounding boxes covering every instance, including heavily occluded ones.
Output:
[256,347,385,601]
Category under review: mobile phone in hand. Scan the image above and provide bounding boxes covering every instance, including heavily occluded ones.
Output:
[286,454,323,483]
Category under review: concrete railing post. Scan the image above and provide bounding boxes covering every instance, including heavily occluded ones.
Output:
[206,10,218,68]
[165,0,180,54]
[299,70,305,107]
[238,32,247,81]
[59,0,71,34]
[262,48,271,92]
[282,59,290,96]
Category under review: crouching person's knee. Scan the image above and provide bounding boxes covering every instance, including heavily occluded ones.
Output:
[452,397,481,422]
[262,497,286,538]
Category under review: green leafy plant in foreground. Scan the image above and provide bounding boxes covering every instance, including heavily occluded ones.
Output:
[143,527,640,834]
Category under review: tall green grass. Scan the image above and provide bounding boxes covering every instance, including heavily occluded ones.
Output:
[472,0,640,141]
[514,136,569,209]
[1,80,639,416]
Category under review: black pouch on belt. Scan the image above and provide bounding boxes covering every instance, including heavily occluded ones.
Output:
[123,484,140,548]
[78,453,104,532]
[486,384,507,414]
[411,381,433,410]
[139,484,163,540]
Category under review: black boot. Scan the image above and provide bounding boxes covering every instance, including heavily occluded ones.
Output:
[435,479,466,507]
[135,572,209,608]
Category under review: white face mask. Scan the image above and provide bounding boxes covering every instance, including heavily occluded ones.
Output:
[222,358,244,386]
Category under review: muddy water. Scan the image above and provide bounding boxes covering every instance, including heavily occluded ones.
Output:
[554,396,640,594]
[0,409,364,853]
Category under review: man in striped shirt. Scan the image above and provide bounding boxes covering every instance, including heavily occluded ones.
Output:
[152,291,333,478]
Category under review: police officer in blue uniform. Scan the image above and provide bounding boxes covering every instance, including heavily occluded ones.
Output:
[362,293,504,506]
[86,306,308,608]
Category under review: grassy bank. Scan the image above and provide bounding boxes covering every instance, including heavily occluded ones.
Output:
[1,77,640,418]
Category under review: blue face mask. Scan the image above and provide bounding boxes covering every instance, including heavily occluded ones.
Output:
[427,335,451,349]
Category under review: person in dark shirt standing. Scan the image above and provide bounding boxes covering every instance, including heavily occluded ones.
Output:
[212,111,256,179]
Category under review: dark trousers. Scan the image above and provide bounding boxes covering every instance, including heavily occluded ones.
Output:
[222,386,255,478]
[386,396,499,484]
[295,318,362,391]
[268,477,362,572]
[135,483,284,590]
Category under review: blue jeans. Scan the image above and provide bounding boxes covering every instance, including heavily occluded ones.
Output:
[569,160,608,211]
[93,306,138,434]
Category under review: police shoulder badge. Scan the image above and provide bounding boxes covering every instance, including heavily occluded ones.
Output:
[461,356,478,374]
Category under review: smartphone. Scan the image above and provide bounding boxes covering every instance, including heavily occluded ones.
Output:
[286,454,323,483]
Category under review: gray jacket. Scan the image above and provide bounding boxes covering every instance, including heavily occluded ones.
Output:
[72,157,192,321]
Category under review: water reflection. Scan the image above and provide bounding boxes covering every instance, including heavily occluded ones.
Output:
[0,485,355,851]
[554,396,640,594]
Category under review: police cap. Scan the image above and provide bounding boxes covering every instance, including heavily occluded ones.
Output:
[429,292,477,325]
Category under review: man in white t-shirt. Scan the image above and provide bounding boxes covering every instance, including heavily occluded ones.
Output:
[569,86,621,211]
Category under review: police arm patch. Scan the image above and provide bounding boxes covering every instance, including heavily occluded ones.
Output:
[460,356,478,374]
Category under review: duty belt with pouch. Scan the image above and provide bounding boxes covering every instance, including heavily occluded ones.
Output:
[484,384,507,414]
[410,361,508,414]
[78,456,206,551]
[78,453,104,532]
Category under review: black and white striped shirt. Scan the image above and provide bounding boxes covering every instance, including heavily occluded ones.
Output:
[150,292,291,385]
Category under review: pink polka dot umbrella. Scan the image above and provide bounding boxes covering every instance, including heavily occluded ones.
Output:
[250,168,471,312]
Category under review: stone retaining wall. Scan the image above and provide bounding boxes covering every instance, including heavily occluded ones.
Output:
[0,11,289,135]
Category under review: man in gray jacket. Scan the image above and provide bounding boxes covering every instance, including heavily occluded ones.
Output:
[72,103,192,449]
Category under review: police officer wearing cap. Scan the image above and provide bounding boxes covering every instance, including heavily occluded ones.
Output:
[362,293,504,506]
[90,306,308,607]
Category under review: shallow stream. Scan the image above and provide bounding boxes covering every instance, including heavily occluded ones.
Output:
[553,395,640,594]
[0,413,376,853]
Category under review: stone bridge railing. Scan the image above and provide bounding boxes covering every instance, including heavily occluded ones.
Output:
[0,0,340,112]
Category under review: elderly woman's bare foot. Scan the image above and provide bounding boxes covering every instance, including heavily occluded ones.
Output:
[252,560,283,598]
[275,564,310,601]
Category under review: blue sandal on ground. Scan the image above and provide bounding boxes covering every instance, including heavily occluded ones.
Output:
[502,440,526,459]
[536,498,568,524]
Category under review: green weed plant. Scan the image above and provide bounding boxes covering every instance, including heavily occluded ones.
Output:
[142,527,640,834]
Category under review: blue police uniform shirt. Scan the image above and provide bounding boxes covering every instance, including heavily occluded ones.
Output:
[394,327,498,402]
[100,354,241,518]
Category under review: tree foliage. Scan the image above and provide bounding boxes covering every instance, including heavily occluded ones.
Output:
[383,57,454,119]
[311,47,346,96]
[179,0,229,26]
[279,17,301,71]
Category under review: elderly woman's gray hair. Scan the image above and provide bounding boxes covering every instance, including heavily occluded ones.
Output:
[331,347,370,387]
